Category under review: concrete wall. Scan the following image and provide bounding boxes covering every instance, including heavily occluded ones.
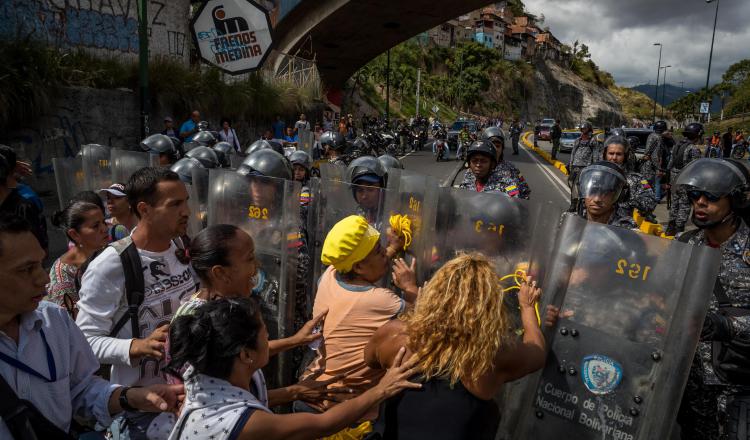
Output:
[0,0,191,62]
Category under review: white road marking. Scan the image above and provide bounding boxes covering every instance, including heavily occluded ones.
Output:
[519,141,570,200]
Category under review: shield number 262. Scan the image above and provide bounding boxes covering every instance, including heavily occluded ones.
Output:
[615,258,651,281]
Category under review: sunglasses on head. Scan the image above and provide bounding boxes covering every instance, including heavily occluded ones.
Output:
[686,189,724,202]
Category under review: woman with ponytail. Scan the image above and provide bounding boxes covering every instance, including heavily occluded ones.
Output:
[45,201,109,317]
[167,298,421,440]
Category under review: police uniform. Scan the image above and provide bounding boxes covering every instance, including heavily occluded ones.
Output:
[667,139,702,230]
[678,219,750,439]
[617,172,657,219]
[568,137,600,209]
[459,161,531,199]
[578,207,638,230]
[641,132,664,182]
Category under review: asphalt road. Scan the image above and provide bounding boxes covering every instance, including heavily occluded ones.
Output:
[400,139,571,213]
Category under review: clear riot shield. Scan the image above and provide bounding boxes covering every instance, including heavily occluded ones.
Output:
[512,214,720,440]
[319,162,346,182]
[298,128,314,156]
[385,169,439,284]
[185,182,203,238]
[110,149,158,183]
[207,169,301,388]
[52,157,85,209]
[81,144,112,190]
[309,178,393,295]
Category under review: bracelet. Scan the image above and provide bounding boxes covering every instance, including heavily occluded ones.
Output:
[119,386,141,412]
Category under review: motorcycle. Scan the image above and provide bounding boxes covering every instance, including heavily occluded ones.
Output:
[435,140,446,162]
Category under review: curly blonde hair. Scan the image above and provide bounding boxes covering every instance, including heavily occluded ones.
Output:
[402,253,512,386]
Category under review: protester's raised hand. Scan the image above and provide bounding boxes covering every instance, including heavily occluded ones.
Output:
[293,309,328,345]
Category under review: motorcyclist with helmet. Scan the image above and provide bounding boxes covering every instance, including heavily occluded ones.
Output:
[458,139,530,199]
[674,158,750,440]
[665,122,705,235]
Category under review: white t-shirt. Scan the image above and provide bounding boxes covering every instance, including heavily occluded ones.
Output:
[76,241,197,387]
[294,120,310,132]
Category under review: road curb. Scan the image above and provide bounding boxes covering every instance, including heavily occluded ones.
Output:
[520,132,569,176]
[442,160,466,187]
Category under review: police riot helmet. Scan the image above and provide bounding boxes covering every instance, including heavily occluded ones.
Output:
[170,157,204,184]
[185,146,219,169]
[352,137,370,152]
[481,126,506,143]
[320,131,347,151]
[289,150,312,172]
[347,155,388,187]
[466,140,498,164]
[237,149,292,180]
[378,154,404,170]
[212,142,234,168]
[653,121,668,134]
[682,122,705,140]
[168,136,182,149]
[580,121,593,133]
[244,139,285,157]
[578,161,627,201]
[140,134,175,154]
[677,158,750,210]
[193,130,217,146]
[609,127,627,138]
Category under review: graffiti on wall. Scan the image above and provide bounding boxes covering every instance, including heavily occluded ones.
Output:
[10,115,89,176]
[0,0,139,52]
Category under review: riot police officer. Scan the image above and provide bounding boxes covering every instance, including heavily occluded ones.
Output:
[481,126,530,198]
[289,150,313,213]
[576,161,637,229]
[346,156,388,228]
[602,135,657,221]
[675,158,750,440]
[460,139,530,199]
[377,154,404,170]
[568,122,600,212]
[642,121,668,199]
[140,133,178,166]
[320,131,349,166]
[666,122,704,236]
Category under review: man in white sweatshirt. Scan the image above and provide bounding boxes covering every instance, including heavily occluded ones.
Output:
[76,167,197,438]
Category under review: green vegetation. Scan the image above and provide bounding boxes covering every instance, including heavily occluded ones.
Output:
[350,40,533,120]
[669,59,750,123]
[0,39,321,130]
[611,86,668,121]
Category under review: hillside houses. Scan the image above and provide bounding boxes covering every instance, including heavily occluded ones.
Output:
[424,2,565,63]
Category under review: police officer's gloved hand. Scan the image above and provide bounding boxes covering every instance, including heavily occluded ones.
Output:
[701,312,733,342]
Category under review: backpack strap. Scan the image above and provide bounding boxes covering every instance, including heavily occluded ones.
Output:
[0,374,74,440]
[109,237,145,338]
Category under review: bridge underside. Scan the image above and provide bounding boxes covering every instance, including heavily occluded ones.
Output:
[274,0,495,89]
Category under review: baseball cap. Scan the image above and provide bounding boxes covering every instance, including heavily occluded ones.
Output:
[164,116,173,122]
[99,183,127,197]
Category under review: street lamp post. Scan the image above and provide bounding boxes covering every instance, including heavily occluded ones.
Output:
[703,0,721,122]
[661,65,671,119]
[652,43,662,124]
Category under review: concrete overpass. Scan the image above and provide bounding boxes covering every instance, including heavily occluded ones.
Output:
[272,0,495,90]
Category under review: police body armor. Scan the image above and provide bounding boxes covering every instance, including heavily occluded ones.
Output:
[81,144,112,190]
[52,157,86,209]
[206,169,301,388]
[512,213,719,440]
[111,149,159,184]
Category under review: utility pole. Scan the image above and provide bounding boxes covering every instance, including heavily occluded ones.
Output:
[705,0,721,103]
[415,68,421,117]
[652,43,662,124]
[137,0,150,138]
[385,49,391,126]
[661,65,671,119]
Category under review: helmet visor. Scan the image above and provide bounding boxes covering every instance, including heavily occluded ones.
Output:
[579,166,624,200]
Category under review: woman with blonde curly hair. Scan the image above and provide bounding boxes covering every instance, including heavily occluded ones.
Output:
[364,252,546,439]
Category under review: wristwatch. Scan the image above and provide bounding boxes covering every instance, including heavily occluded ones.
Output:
[119,386,139,412]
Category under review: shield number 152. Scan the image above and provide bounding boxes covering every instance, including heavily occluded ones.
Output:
[615,258,652,281]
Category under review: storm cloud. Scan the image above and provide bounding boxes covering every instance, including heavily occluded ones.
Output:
[524,0,750,88]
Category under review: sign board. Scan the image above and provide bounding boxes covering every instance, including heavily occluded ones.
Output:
[700,102,710,114]
[431,105,440,113]
[191,0,274,75]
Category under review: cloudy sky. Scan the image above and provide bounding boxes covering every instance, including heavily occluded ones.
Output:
[523,0,750,89]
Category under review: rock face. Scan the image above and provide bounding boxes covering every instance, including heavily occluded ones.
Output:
[524,60,625,127]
